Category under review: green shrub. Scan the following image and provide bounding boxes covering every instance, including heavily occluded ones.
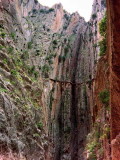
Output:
[34,0,38,4]
[15,58,23,67]
[64,46,69,54]
[0,86,7,93]
[40,9,50,14]
[34,71,39,79]
[1,32,6,39]
[3,59,8,64]
[23,50,29,54]
[98,38,107,56]
[33,133,39,138]
[0,45,4,50]
[45,53,56,61]
[28,41,32,49]
[47,28,50,32]
[58,55,62,63]
[64,38,67,43]
[16,72,23,83]
[36,49,40,53]
[38,66,41,70]
[101,0,106,6]
[35,50,40,56]
[93,43,98,48]
[58,55,66,62]
[63,25,67,30]
[49,8,54,12]
[99,89,109,106]
[99,14,107,37]
[48,59,53,65]
[92,14,97,19]
[27,66,38,79]
[88,153,97,160]
[41,64,50,78]
[11,69,17,76]
[7,47,14,54]
[0,24,4,29]
[31,15,36,17]
[40,9,45,13]
[64,14,69,21]
[37,122,43,130]
[32,9,37,13]
[10,32,16,40]
[28,66,35,74]
[87,140,98,153]
[89,32,93,37]
[52,40,57,45]
[21,50,29,60]
[41,64,50,73]
[68,34,76,42]
[43,25,45,30]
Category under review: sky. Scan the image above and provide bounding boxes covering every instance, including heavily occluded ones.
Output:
[38,0,94,21]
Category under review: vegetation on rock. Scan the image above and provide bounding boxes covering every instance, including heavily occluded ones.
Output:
[99,89,110,106]
[99,14,107,37]
[0,0,112,159]
[99,14,107,56]
[92,13,97,19]
[98,38,107,56]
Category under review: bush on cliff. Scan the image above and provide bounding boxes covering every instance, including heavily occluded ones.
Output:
[34,0,38,4]
[99,89,109,106]
[98,38,107,56]
[99,14,107,56]
[99,14,107,37]
[92,13,97,19]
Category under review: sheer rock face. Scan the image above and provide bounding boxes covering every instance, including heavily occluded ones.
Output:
[51,4,64,32]
[107,0,120,159]
[0,0,113,160]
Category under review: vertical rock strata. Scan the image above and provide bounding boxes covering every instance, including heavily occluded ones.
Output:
[0,0,119,160]
[107,0,120,159]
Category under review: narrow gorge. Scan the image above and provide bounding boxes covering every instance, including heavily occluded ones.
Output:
[0,0,120,160]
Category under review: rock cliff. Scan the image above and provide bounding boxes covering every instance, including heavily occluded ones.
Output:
[0,0,119,160]
[107,0,120,159]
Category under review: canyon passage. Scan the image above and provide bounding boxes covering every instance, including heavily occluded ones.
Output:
[0,0,120,160]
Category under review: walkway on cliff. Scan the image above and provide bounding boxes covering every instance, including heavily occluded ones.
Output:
[50,78,95,86]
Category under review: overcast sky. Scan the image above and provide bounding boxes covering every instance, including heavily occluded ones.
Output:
[38,0,94,21]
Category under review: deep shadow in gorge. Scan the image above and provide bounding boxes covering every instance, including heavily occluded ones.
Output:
[51,34,82,159]
[54,92,64,160]
[70,33,82,160]
[53,31,91,160]
[70,83,79,160]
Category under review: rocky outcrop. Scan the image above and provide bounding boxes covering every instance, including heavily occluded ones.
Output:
[51,4,64,32]
[107,0,120,159]
[0,0,49,159]
[1,0,119,160]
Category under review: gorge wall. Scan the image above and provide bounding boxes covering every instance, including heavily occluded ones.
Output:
[107,0,120,159]
[0,0,119,160]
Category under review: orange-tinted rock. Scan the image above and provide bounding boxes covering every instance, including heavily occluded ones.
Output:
[51,4,64,32]
[111,134,120,160]
[107,0,120,159]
